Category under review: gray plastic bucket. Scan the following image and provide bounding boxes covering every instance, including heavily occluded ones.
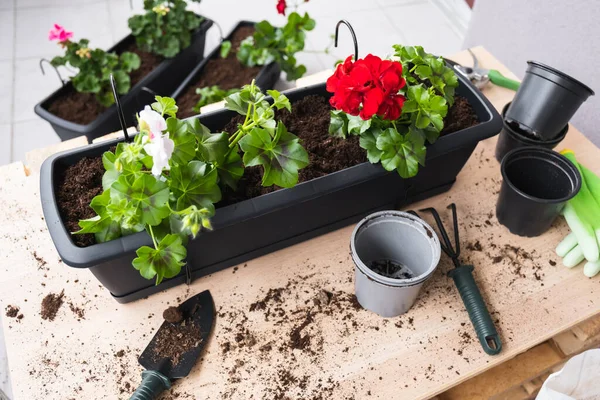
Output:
[351,211,441,317]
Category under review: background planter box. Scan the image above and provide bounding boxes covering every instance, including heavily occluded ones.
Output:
[40,73,502,303]
[170,20,281,112]
[34,16,213,143]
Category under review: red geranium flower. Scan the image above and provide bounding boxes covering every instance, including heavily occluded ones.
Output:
[326,54,406,121]
[276,0,286,15]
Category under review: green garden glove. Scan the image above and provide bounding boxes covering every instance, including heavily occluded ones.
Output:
[555,150,600,276]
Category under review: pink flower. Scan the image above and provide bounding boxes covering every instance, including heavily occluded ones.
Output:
[48,24,73,43]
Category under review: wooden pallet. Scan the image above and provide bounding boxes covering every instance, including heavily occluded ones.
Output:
[435,314,600,400]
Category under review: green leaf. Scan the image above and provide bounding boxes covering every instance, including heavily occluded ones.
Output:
[120,52,141,72]
[224,91,250,115]
[220,40,232,58]
[267,90,291,112]
[239,123,309,188]
[329,110,348,139]
[132,234,187,284]
[347,114,372,135]
[151,96,178,118]
[166,117,195,165]
[359,128,384,164]
[193,86,239,113]
[216,149,244,190]
[170,160,221,210]
[102,151,120,190]
[112,70,130,94]
[376,127,427,178]
[111,174,170,226]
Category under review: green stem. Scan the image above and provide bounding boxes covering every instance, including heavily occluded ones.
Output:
[148,225,159,249]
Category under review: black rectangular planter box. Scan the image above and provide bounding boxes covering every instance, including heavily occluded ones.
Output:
[170,20,281,112]
[34,16,213,143]
[40,73,502,303]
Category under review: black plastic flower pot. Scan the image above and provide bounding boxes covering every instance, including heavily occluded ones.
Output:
[40,70,502,304]
[495,102,568,162]
[496,147,581,237]
[34,15,213,143]
[170,21,281,118]
[505,61,594,140]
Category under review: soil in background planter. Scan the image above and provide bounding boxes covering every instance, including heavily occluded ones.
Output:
[219,95,367,205]
[177,26,262,119]
[56,156,105,247]
[46,41,164,126]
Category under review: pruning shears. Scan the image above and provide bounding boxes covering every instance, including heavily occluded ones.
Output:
[451,49,520,91]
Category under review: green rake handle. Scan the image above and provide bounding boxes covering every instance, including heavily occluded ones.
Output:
[449,265,502,355]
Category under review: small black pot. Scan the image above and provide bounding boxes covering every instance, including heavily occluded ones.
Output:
[505,61,594,140]
[170,21,281,117]
[495,102,568,162]
[34,16,213,143]
[496,147,581,237]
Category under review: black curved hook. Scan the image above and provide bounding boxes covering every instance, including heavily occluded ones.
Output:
[40,59,66,86]
[110,74,131,143]
[334,20,359,61]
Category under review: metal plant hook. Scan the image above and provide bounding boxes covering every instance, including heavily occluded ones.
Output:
[213,20,225,43]
[39,59,66,86]
[109,74,132,142]
[334,20,359,61]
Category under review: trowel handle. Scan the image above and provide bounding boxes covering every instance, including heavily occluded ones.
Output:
[129,370,172,400]
[449,265,502,355]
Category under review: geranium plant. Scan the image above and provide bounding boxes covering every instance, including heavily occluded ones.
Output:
[49,24,141,107]
[75,82,308,283]
[327,45,459,178]
[226,0,315,81]
[128,0,204,58]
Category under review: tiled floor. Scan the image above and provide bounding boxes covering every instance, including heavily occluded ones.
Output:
[0,0,465,167]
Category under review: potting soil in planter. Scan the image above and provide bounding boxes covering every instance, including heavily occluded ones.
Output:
[176,26,262,119]
[47,42,164,126]
[55,93,478,248]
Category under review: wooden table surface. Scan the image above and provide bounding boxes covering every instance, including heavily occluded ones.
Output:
[1,47,600,400]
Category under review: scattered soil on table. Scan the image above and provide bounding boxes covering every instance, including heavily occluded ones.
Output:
[151,319,202,366]
[46,41,164,125]
[5,305,19,318]
[41,290,65,321]
[163,306,184,323]
[56,156,104,247]
[219,95,367,205]
[441,96,479,135]
[466,240,483,252]
[177,26,261,118]
[369,259,415,279]
[33,251,48,269]
[69,302,85,320]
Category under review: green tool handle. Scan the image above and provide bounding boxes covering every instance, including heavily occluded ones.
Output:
[488,69,520,91]
[129,370,171,400]
[449,265,502,355]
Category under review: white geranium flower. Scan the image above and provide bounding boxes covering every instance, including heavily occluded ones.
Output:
[139,105,167,140]
[144,133,174,177]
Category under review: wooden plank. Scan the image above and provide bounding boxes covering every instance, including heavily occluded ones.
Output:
[24,136,88,175]
[438,343,563,400]
[1,47,600,399]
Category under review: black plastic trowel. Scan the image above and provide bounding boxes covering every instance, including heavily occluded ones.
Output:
[129,290,215,400]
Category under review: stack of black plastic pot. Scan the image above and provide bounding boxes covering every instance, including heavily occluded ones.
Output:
[495,62,593,237]
[495,61,594,161]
